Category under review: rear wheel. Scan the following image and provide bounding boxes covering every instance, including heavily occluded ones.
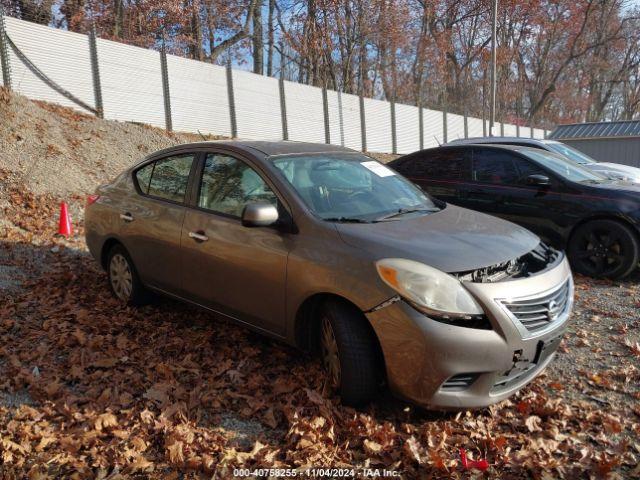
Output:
[568,219,639,279]
[319,299,381,406]
[107,245,149,305]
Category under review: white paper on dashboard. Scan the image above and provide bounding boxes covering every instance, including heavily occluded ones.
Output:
[360,161,396,177]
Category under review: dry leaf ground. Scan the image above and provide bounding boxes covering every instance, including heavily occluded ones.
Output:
[0,91,639,478]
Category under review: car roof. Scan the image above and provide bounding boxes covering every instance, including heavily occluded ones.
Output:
[445,137,557,146]
[150,140,356,158]
[393,143,541,161]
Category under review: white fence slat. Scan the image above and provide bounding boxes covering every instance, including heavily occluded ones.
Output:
[233,69,281,140]
[98,37,165,128]
[339,92,362,150]
[467,117,484,138]
[363,97,392,153]
[285,80,325,144]
[446,113,465,142]
[395,103,420,154]
[503,123,518,137]
[423,109,444,148]
[167,54,230,136]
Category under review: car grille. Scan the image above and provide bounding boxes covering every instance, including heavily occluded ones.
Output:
[501,280,571,332]
[440,373,479,391]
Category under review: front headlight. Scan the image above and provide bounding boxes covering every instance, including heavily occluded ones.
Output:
[376,258,484,320]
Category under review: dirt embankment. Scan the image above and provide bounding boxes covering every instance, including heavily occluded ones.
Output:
[0,89,219,198]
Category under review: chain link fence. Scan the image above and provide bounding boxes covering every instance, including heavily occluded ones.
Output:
[0,12,550,154]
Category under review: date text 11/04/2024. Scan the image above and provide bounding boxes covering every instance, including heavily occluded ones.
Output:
[233,468,401,477]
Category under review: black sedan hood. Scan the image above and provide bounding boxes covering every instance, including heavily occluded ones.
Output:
[336,204,540,273]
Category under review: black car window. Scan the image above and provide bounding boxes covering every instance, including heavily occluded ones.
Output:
[137,154,195,203]
[513,157,548,184]
[397,149,469,180]
[472,149,519,184]
[198,153,277,217]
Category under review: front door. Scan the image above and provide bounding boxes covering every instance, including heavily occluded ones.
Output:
[180,152,290,336]
[461,148,564,244]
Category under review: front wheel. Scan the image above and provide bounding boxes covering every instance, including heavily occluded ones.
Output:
[568,219,639,279]
[319,299,381,406]
[107,245,149,305]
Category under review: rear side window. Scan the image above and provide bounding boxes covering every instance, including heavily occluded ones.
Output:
[472,149,519,184]
[396,150,470,180]
[135,154,195,203]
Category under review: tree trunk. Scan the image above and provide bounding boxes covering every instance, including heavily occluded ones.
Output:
[113,0,123,38]
[253,0,263,74]
[266,0,275,76]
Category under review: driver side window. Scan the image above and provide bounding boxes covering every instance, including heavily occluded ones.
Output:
[197,153,277,217]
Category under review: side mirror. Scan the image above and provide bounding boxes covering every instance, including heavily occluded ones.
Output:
[241,203,279,227]
[526,174,550,187]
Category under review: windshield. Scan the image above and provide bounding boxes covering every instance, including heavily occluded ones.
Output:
[545,142,597,165]
[520,149,606,183]
[272,153,440,222]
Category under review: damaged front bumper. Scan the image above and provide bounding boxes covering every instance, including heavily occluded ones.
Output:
[366,254,573,410]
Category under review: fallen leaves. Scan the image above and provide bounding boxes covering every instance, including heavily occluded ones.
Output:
[0,178,639,478]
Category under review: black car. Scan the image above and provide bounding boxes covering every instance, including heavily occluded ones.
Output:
[390,144,640,279]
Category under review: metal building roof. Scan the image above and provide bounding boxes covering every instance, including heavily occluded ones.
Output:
[549,120,640,140]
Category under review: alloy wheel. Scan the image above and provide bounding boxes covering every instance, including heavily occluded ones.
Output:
[320,316,341,390]
[109,253,133,301]
[573,228,624,277]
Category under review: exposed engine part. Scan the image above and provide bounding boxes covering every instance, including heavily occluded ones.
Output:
[455,243,560,283]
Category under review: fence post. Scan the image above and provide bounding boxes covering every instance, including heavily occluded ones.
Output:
[226,64,238,138]
[359,94,367,152]
[337,91,345,146]
[88,25,103,118]
[418,105,424,150]
[159,42,172,132]
[321,87,330,144]
[390,99,397,154]
[516,122,520,137]
[463,107,468,139]
[442,107,448,144]
[0,6,12,90]
[530,125,534,138]
[500,121,504,137]
[278,76,288,140]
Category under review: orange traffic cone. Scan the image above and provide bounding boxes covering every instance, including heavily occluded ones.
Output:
[58,202,73,237]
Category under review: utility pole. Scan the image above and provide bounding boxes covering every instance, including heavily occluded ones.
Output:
[489,0,498,136]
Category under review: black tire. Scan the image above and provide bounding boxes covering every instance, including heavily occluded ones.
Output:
[319,299,381,406]
[568,219,639,279]
[106,244,150,306]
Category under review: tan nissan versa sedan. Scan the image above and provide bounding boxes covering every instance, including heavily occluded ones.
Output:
[85,141,574,409]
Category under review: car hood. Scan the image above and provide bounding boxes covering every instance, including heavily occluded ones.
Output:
[335,204,540,273]
[587,162,640,181]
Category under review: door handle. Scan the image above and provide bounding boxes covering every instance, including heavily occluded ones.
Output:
[188,230,209,242]
[120,213,134,222]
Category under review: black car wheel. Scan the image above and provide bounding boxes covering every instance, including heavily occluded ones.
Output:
[319,299,381,406]
[107,244,150,305]
[568,219,639,279]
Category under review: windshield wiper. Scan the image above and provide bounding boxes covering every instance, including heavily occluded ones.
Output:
[374,207,438,222]
[323,217,371,223]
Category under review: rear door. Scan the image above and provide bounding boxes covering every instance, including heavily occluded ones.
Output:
[124,152,198,293]
[180,151,290,336]
[393,148,471,203]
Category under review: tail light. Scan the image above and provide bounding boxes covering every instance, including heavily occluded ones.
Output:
[86,194,100,207]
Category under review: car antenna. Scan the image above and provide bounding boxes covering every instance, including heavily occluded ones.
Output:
[197,130,207,141]
[434,136,441,146]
